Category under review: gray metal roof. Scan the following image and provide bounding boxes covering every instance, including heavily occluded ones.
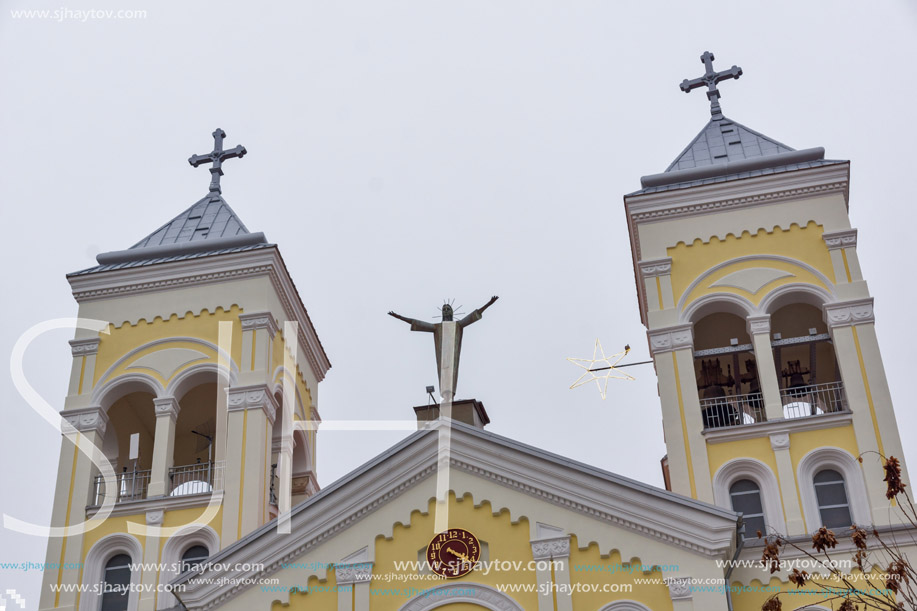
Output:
[131,195,250,249]
[70,194,271,276]
[665,115,794,172]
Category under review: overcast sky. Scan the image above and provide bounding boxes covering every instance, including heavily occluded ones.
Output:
[2,1,917,605]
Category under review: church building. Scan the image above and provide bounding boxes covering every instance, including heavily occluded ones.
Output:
[39,52,914,611]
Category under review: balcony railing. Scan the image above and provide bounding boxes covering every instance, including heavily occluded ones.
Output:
[169,461,224,497]
[700,392,766,429]
[92,469,151,505]
[781,381,848,419]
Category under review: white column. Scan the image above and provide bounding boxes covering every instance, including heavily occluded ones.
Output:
[746,316,783,422]
[138,510,164,611]
[531,536,572,611]
[67,337,100,398]
[148,397,180,497]
[39,406,108,611]
[639,258,675,313]
[335,562,373,611]
[769,433,805,535]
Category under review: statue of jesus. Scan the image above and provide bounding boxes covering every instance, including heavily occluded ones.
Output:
[388,296,499,404]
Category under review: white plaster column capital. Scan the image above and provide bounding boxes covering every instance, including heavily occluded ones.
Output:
[665,576,693,601]
[226,384,278,423]
[769,432,790,451]
[61,405,108,436]
[648,324,694,356]
[746,314,771,336]
[824,298,875,330]
[639,257,673,279]
[335,562,373,585]
[530,535,571,560]
[69,337,100,357]
[153,397,181,423]
[239,311,279,339]
[146,509,164,525]
[822,228,858,250]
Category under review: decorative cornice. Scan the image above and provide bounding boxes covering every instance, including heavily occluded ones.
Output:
[530,535,570,560]
[665,577,693,600]
[769,432,790,451]
[822,228,858,250]
[703,411,853,444]
[746,315,771,336]
[61,406,108,436]
[239,312,279,339]
[70,337,101,357]
[227,384,279,424]
[66,248,331,383]
[334,562,373,585]
[638,258,672,279]
[647,324,693,355]
[824,298,875,329]
[153,397,181,423]
[86,491,223,517]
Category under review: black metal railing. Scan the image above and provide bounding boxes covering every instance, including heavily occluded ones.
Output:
[92,469,151,505]
[168,461,224,497]
[700,392,766,429]
[781,381,848,419]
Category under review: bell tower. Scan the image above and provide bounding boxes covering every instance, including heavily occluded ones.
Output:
[39,129,330,611]
[625,53,908,539]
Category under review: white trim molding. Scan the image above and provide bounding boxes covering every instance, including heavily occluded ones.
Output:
[703,411,854,444]
[824,298,875,329]
[227,384,279,424]
[797,447,872,532]
[239,311,279,339]
[639,258,672,279]
[822,229,857,250]
[159,525,221,610]
[61,406,109,436]
[398,583,524,611]
[153,397,181,423]
[712,458,787,536]
[664,576,693,601]
[335,561,373,585]
[530,535,571,560]
[80,533,144,611]
[70,337,101,356]
[647,324,693,355]
[746,315,771,336]
[597,601,653,611]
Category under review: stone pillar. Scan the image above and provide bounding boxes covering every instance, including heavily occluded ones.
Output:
[746,315,783,422]
[239,312,279,376]
[639,258,675,313]
[138,510,164,611]
[39,406,108,611]
[148,397,180,497]
[769,433,805,535]
[335,562,372,611]
[221,385,277,545]
[649,324,714,502]
[67,337,101,398]
[825,298,906,524]
[823,229,862,286]
[531,536,572,611]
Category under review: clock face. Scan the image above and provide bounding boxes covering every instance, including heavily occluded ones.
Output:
[426,529,481,578]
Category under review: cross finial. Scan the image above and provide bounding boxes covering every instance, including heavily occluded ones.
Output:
[188,128,247,199]
[679,51,743,119]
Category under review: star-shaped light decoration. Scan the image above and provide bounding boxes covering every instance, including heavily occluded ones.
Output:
[567,340,636,399]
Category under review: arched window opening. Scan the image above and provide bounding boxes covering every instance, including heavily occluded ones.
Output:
[100,553,131,611]
[94,391,156,505]
[180,544,209,574]
[171,382,220,497]
[729,479,766,538]
[693,312,762,429]
[814,469,852,529]
[771,303,847,419]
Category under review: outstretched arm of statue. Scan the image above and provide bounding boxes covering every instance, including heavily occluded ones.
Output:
[388,311,436,332]
[458,295,499,328]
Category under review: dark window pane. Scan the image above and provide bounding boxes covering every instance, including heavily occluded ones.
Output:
[820,505,852,529]
[730,479,759,494]
[743,514,766,538]
[731,493,764,516]
[181,545,209,573]
[815,481,849,507]
[814,469,844,484]
[101,553,131,611]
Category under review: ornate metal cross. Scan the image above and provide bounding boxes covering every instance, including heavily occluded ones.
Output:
[188,128,247,198]
[680,51,743,119]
